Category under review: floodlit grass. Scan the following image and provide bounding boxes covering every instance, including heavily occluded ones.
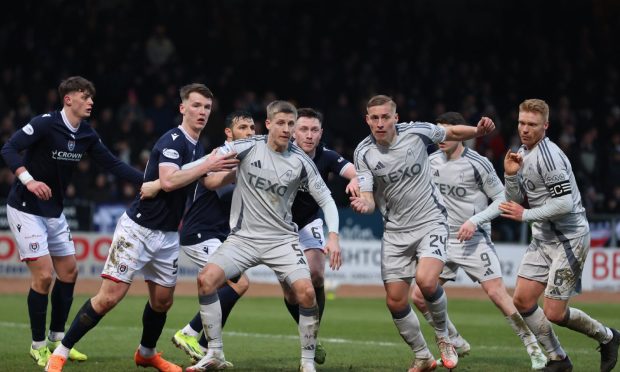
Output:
[1,294,617,371]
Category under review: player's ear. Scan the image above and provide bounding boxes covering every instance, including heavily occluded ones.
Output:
[179,102,186,115]
[265,119,271,130]
[394,113,399,122]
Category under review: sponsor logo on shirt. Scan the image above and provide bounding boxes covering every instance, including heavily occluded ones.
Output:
[248,172,288,196]
[377,163,422,184]
[162,148,180,159]
[52,150,83,162]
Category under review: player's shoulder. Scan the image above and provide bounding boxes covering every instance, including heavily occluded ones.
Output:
[428,149,443,164]
[354,135,375,157]
[396,121,435,133]
[461,147,494,174]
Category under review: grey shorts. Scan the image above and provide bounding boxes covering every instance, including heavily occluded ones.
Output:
[209,235,310,286]
[441,231,502,283]
[381,223,448,283]
[518,233,590,300]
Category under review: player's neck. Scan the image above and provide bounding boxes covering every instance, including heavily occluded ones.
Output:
[267,138,286,153]
[61,107,81,128]
[444,144,464,160]
[180,121,200,141]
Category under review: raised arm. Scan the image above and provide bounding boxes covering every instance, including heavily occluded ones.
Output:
[444,117,495,142]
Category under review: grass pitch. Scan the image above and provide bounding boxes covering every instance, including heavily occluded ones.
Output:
[0,294,617,371]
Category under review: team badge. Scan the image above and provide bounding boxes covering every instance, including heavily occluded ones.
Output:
[29,242,39,252]
[118,263,128,274]
[68,140,75,151]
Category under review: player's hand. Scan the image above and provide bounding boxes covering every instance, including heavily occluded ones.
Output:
[504,149,523,176]
[204,149,239,173]
[457,220,476,242]
[350,196,370,214]
[324,232,342,270]
[499,201,525,221]
[345,177,360,197]
[140,180,161,200]
[26,180,52,200]
[475,117,495,136]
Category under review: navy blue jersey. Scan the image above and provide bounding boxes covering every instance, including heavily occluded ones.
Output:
[1,111,143,218]
[126,126,203,231]
[179,181,234,245]
[291,144,351,228]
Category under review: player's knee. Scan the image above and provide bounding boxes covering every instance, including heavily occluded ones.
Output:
[197,271,217,293]
[151,297,174,312]
[415,279,437,298]
[543,307,566,324]
[512,294,533,313]
[32,272,54,292]
[385,293,408,312]
[93,293,121,314]
[411,289,426,310]
[295,282,316,307]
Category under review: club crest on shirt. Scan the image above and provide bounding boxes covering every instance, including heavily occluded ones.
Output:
[29,242,39,252]
[68,140,75,151]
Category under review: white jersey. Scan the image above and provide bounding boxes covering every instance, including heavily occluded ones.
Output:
[354,122,448,232]
[429,147,504,235]
[505,137,588,241]
[219,136,332,243]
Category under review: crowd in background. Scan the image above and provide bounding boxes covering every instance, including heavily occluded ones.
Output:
[0,0,619,237]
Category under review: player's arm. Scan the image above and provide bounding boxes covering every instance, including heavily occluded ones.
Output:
[500,168,573,222]
[160,149,238,192]
[459,168,504,241]
[341,164,360,197]
[140,179,161,199]
[444,117,495,141]
[89,137,144,184]
[503,149,525,204]
[203,169,237,190]
[350,191,376,214]
[1,117,53,200]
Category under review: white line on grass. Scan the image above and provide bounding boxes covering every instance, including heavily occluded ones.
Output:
[0,321,594,355]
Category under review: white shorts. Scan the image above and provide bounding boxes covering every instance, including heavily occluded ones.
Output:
[298,218,325,251]
[209,235,310,286]
[381,223,448,283]
[518,233,590,300]
[102,213,180,287]
[6,205,74,260]
[181,238,224,268]
[441,231,502,283]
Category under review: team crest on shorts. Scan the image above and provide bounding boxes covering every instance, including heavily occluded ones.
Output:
[29,242,39,252]
[118,263,128,274]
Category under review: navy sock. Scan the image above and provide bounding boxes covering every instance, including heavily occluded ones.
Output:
[62,299,103,349]
[140,302,167,348]
[189,311,202,333]
[284,298,300,324]
[28,288,48,342]
[315,285,325,322]
[49,280,75,333]
[218,284,241,327]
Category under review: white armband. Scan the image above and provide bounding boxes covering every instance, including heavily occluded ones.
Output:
[18,171,34,185]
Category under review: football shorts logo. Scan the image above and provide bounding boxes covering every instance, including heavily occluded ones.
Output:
[68,140,75,151]
[23,124,34,135]
[118,263,128,274]
[162,148,180,159]
[29,242,39,252]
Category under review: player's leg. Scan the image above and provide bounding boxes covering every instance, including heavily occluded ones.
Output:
[7,205,54,366]
[133,282,180,372]
[188,239,251,371]
[541,234,619,372]
[480,277,546,369]
[382,230,436,371]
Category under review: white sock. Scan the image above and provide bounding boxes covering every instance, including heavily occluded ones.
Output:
[299,305,319,362]
[138,345,156,358]
[562,307,611,343]
[423,311,463,345]
[506,312,538,353]
[425,288,449,338]
[199,293,223,350]
[48,331,65,342]
[52,344,71,358]
[182,324,199,337]
[393,307,432,359]
[32,340,47,349]
[522,306,566,360]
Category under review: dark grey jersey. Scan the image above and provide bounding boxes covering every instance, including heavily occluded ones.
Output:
[429,148,504,235]
[354,122,448,232]
[219,136,332,242]
[505,137,588,240]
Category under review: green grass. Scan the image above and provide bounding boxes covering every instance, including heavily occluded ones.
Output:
[0,294,618,371]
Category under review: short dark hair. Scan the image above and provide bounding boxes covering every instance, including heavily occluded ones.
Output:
[225,110,253,129]
[58,76,96,98]
[179,83,213,101]
[297,108,323,125]
[436,111,467,125]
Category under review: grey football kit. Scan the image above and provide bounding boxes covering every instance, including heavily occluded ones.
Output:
[354,122,449,282]
[209,136,333,284]
[505,137,589,299]
[429,148,505,283]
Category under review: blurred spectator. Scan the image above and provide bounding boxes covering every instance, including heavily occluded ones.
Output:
[145,25,175,68]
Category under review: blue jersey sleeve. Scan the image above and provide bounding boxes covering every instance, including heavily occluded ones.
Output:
[323,148,351,176]
[88,132,143,184]
[0,115,51,172]
[157,133,188,169]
